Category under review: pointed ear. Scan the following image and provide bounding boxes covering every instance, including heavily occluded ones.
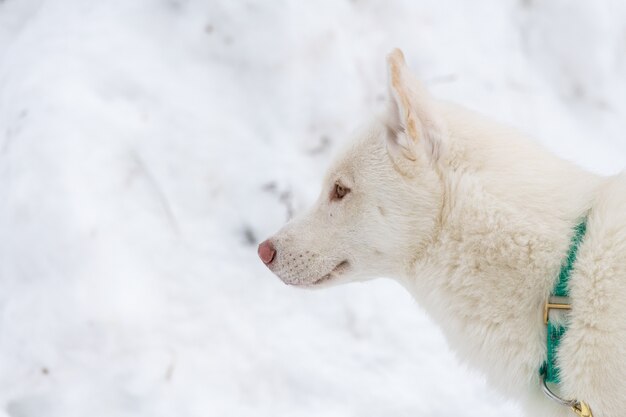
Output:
[385,49,444,166]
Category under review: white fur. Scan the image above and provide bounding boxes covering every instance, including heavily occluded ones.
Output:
[261,49,625,417]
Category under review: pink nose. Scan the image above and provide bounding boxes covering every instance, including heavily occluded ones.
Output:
[258,239,276,265]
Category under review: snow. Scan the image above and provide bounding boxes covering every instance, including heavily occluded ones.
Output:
[0,1,624,416]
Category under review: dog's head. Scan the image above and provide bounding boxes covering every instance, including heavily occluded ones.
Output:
[259,49,447,287]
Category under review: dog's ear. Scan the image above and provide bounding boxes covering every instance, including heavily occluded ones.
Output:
[384,49,444,168]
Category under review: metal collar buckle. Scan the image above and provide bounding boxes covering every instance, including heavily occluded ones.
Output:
[540,374,593,416]
[543,296,571,324]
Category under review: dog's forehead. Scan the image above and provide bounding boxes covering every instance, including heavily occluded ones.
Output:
[324,155,352,184]
[324,125,384,183]
[324,138,374,184]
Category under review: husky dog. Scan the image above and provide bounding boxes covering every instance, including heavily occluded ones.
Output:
[258,49,625,417]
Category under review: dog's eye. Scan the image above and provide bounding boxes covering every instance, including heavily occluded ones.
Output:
[332,183,350,200]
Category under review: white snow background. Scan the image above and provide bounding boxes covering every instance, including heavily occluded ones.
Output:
[0,1,625,416]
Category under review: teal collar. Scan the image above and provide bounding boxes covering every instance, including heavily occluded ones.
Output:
[541,219,587,384]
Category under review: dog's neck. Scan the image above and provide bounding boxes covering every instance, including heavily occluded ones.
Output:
[400,104,603,402]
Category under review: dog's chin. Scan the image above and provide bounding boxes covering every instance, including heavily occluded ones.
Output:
[289,260,350,289]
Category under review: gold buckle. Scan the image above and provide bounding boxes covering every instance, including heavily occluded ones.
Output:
[572,401,593,417]
[544,298,571,324]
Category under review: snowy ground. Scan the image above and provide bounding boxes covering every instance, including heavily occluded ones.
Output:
[0,1,625,416]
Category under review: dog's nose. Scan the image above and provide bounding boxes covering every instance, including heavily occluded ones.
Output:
[258,239,276,265]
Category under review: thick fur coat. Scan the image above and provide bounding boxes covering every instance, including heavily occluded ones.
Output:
[259,49,626,417]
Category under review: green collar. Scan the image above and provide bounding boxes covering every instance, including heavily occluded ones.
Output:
[541,219,587,384]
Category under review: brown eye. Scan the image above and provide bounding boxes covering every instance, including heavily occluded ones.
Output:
[332,182,350,200]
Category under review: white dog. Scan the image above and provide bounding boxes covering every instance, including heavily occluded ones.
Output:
[258,49,625,417]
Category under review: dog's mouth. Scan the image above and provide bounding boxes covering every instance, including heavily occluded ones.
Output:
[308,260,350,286]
